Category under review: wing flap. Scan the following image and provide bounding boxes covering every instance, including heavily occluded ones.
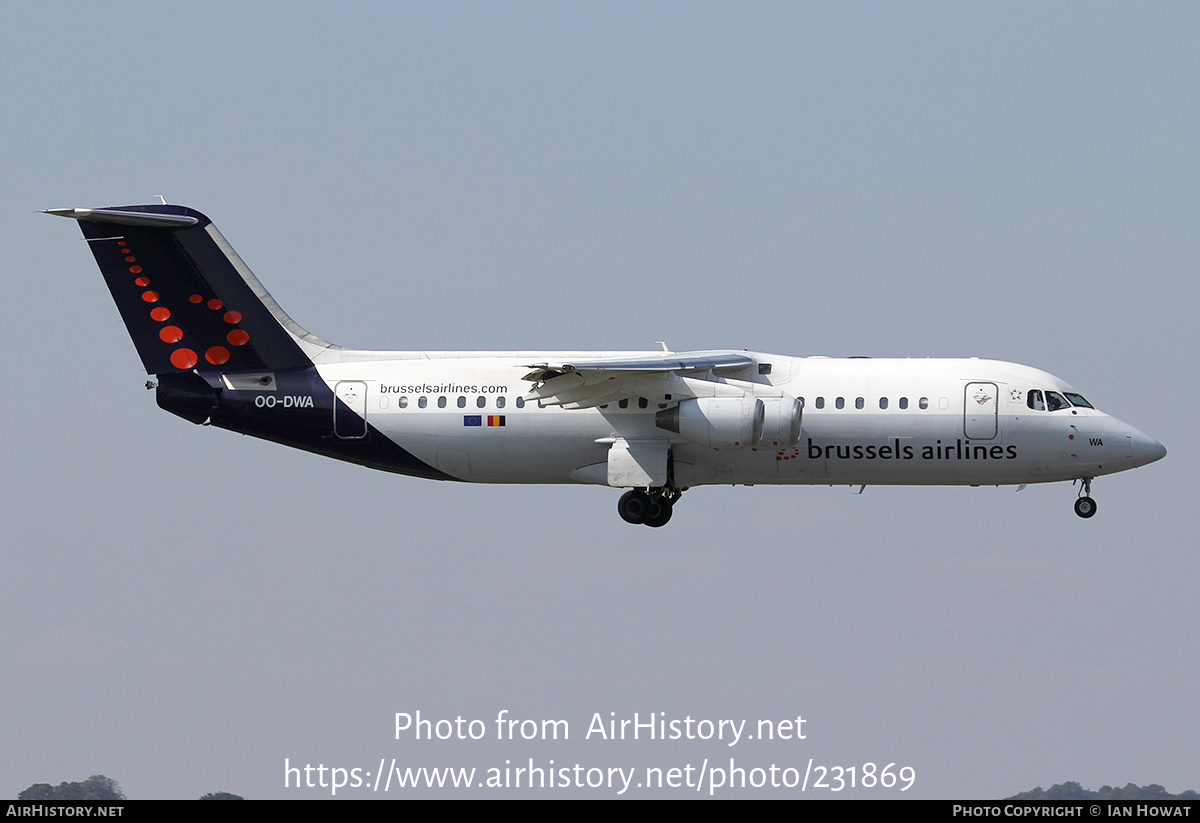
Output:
[523,350,752,383]
[523,350,753,407]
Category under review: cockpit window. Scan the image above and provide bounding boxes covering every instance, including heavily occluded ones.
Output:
[1027,390,1045,411]
[1063,392,1094,409]
[1045,391,1070,412]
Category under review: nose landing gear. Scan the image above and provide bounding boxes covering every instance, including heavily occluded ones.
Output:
[1074,477,1097,519]
[617,487,683,527]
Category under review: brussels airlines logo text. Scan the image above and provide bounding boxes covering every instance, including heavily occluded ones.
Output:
[807,438,1018,461]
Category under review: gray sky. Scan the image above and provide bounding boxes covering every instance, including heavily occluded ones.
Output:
[2,2,1195,798]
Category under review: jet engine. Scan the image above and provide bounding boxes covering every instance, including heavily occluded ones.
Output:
[757,396,803,447]
[655,396,764,450]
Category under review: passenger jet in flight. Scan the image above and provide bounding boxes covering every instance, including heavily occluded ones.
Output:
[47,204,1166,526]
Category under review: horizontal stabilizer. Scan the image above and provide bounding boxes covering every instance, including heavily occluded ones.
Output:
[43,208,199,228]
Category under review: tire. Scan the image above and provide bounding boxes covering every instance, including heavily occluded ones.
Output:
[618,490,650,524]
[643,499,673,528]
[1074,496,1097,518]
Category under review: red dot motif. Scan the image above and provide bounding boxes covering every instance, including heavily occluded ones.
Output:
[170,348,198,369]
[121,239,251,370]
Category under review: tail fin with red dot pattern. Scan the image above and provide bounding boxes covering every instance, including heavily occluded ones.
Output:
[45,205,332,374]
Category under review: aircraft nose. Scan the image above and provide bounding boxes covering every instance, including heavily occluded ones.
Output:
[1130,429,1167,467]
[1150,440,1167,463]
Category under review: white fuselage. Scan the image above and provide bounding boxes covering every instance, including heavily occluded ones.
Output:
[308,351,1163,489]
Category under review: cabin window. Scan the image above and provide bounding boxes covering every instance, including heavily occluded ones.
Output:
[815,397,825,409]
[516,397,525,409]
[418,396,428,409]
[919,397,929,409]
[758,363,772,375]
[457,396,467,408]
[939,397,949,410]
[899,397,908,409]
[638,397,648,409]
[399,396,408,409]
[437,396,447,409]
[855,397,864,409]
[619,399,629,409]
[879,397,888,409]
[496,396,506,409]
[476,396,486,408]
[836,397,845,409]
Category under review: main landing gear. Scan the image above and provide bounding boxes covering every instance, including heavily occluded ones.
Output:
[1074,477,1097,519]
[618,487,683,528]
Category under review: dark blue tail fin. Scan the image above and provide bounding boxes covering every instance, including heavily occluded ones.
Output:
[46,205,323,374]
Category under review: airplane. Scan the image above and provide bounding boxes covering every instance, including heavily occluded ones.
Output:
[46,203,1166,526]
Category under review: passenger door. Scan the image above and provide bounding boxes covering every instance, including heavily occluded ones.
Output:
[963,382,998,440]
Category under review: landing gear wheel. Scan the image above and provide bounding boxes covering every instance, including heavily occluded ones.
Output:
[618,490,651,524]
[1074,496,1097,518]
[643,499,673,528]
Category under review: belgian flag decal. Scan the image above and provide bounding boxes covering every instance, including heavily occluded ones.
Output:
[464,415,506,427]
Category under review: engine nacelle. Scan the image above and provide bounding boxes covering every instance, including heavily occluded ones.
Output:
[656,396,764,450]
[757,396,803,447]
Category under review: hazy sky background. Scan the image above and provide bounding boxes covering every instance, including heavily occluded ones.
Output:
[2,2,1195,798]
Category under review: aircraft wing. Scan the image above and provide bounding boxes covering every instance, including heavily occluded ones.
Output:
[522,350,753,409]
